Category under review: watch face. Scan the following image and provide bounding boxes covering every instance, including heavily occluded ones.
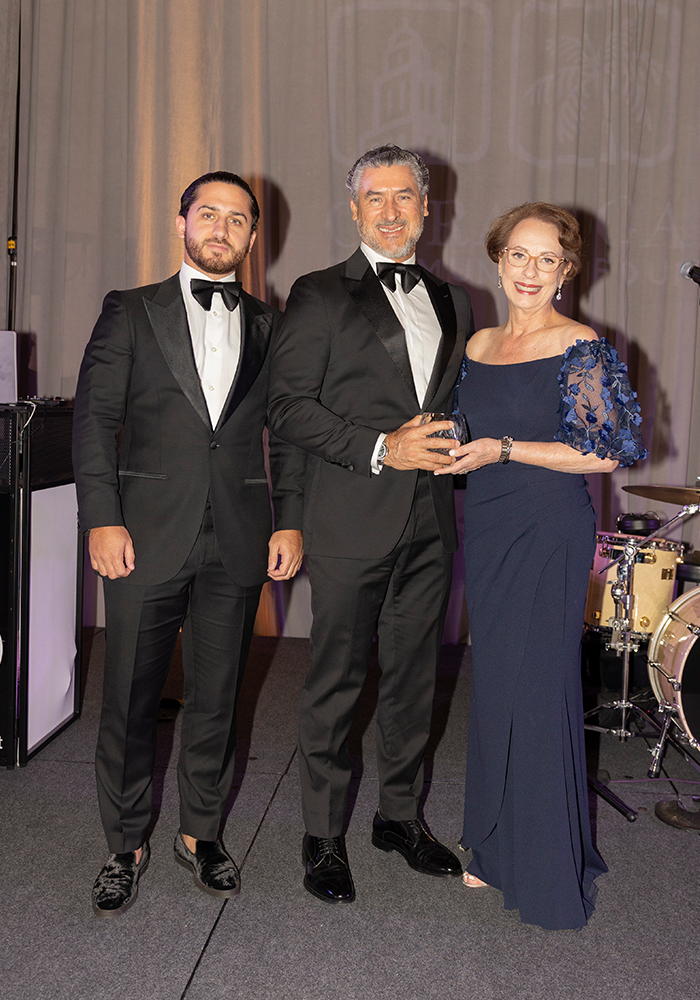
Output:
[378,443,388,462]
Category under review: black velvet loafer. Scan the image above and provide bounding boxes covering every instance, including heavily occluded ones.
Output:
[173,831,240,898]
[302,833,356,903]
[92,841,151,918]
[371,812,462,877]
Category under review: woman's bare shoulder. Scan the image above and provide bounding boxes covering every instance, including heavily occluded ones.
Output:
[557,321,599,352]
[466,326,500,360]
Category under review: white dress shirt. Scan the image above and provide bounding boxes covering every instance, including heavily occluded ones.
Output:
[179,261,242,427]
[360,243,443,472]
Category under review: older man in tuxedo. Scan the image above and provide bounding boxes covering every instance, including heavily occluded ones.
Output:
[268,144,473,903]
[73,171,304,917]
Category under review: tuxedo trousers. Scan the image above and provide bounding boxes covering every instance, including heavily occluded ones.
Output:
[96,504,262,853]
[300,474,453,838]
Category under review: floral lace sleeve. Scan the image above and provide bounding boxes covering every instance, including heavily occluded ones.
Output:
[554,338,647,467]
[452,352,469,412]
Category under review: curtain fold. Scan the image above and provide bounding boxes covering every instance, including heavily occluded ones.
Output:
[7,0,700,548]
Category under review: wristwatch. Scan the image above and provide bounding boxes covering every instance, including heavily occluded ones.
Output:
[498,436,514,464]
[377,441,389,466]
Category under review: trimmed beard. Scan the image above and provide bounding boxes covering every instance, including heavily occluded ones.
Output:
[356,216,424,262]
[184,232,252,276]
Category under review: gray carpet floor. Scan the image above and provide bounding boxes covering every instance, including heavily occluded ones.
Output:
[1,631,699,1000]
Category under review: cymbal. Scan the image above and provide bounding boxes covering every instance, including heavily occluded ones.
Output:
[622,484,700,505]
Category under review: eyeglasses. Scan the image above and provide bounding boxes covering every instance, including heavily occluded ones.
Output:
[501,247,566,273]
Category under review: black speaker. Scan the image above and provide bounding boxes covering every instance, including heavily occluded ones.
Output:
[0,403,82,768]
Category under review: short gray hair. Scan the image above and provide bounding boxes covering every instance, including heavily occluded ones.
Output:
[346,144,430,202]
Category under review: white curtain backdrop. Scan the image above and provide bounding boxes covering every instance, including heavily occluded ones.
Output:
[4,0,700,632]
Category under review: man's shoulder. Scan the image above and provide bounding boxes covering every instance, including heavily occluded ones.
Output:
[447,279,471,306]
[102,273,181,307]
[240,289,281,320]
[294,259,349,281]
[102,276,281,322]
[426,272,472,310]
[289,250,366,293]
[421,268,465,294]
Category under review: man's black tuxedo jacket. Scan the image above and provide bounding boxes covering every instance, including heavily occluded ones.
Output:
[267,248,473,559]
[73,273,304,587]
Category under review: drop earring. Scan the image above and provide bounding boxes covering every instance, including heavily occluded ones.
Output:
[556,284,562,301]
[497,273,502,289]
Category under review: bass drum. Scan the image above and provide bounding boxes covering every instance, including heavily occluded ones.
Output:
[647,588,700,748]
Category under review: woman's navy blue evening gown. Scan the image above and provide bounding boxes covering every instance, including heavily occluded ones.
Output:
[457,340,645,929]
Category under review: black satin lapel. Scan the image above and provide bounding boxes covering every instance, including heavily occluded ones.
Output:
[422,274,458,408]
[342,266,417,401]
[215,303,271,431]
[143,293,211,427]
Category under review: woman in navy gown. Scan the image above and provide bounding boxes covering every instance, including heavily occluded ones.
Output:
[436,203,646,929]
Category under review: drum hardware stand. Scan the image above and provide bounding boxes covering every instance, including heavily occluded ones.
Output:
[584,538,649,821]
[584,503,700,820]
[584,536,653,742]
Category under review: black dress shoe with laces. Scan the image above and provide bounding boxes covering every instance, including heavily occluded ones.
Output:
[371,811,462,877]
[174,831,240,898]
[302,833,356,903]
[92,841,151,918]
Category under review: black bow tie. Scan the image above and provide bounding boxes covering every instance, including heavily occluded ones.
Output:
[376,261,423,294]
[190,278,242,312]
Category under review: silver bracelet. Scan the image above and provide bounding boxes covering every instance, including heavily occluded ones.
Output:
[498,436,514,464]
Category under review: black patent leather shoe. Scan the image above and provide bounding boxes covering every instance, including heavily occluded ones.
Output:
[92,841,151,918]
[174,831,240,898]
[371,811,462,877]
[302,833,356,903]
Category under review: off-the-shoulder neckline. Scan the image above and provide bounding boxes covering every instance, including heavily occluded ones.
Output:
[465,353,565,367]
[466,338,599,367]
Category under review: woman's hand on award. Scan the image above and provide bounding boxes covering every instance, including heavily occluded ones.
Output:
[433,437,501,475]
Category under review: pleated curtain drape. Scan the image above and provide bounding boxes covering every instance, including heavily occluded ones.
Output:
[3,0,700,558]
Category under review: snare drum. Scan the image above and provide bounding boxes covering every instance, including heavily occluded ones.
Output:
[584,532,684,635]
[647,588,700,748]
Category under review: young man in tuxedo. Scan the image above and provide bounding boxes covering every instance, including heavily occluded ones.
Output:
[268,145,473,903]
[73,171,304,917]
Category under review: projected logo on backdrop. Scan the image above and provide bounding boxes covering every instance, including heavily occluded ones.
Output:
[509,0,680,168]
[327,1,492,259]
[328,1,492,166]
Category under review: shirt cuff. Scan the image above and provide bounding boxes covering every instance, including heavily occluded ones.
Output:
[371,432,388,475]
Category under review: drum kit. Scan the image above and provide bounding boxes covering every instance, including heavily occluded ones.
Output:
[583,483,700,827]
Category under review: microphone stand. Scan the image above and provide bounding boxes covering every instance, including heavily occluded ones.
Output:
[6,12,21,332]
